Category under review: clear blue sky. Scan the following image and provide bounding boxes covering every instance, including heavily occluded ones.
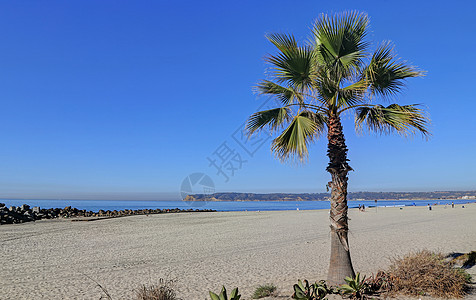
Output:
[0,1,475,200]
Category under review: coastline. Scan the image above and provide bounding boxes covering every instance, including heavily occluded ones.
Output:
[184,191,476,202]
[184,198,476,202]
[2,199,475,215]
[1,203,475,299]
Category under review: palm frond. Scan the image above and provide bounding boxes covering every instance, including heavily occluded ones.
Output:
[355,104,430,137]
[365,42,424,99]
[299,110,327,136]
[265,41,316,91]
[254,80,303,106]
[246,107,292,135]
[312,67,338,108]
[266,32,298,53]
[312,11,370,78]
[337,79,367,109]
[272,112,325,162]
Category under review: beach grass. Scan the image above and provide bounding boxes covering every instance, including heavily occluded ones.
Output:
[252,284,277,299]
[388,250,469,298]
[135,279,180,300]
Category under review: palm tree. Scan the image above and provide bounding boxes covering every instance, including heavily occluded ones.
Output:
[246,11,429,286]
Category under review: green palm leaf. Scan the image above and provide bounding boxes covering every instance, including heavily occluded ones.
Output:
[312,11,369,78]
[266,32,298,53]
[365,42,423,98]
[299,110,327,135]
[272,112,325,162]
[337,80,367,109]
[246,107,292,135]
[265,36,316,90]
[355,104,430,137]
[254,80,302,106]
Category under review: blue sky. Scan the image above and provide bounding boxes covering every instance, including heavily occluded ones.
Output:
[0,1,475,200]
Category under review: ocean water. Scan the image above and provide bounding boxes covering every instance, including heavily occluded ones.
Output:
[1,199,474,212]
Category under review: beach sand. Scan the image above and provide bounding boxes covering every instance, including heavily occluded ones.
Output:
[1,203,475,299]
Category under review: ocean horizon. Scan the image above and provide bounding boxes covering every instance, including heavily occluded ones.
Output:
[1,199,475,213]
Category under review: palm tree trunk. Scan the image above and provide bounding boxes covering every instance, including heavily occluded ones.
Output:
[326,114,355,286]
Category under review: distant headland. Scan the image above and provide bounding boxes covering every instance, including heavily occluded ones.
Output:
[184,191,476,202]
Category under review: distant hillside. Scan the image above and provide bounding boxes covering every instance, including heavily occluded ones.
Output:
[184,193,329,202]
[185,191,476,201]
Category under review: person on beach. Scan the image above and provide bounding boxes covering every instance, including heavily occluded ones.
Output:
[452,202,455,208]
[428,204,432,211]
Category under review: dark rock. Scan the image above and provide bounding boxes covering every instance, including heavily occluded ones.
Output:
[0,202,216,225]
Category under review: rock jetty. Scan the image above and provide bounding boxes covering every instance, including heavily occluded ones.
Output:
[0,202,215,225]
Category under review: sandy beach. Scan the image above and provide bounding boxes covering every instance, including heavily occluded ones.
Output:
[1,203,475,299]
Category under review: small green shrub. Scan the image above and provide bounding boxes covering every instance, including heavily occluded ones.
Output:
[252,284,277,299]
[339,273,367,299]
[292,279,329,300]
[209,286,241,300]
